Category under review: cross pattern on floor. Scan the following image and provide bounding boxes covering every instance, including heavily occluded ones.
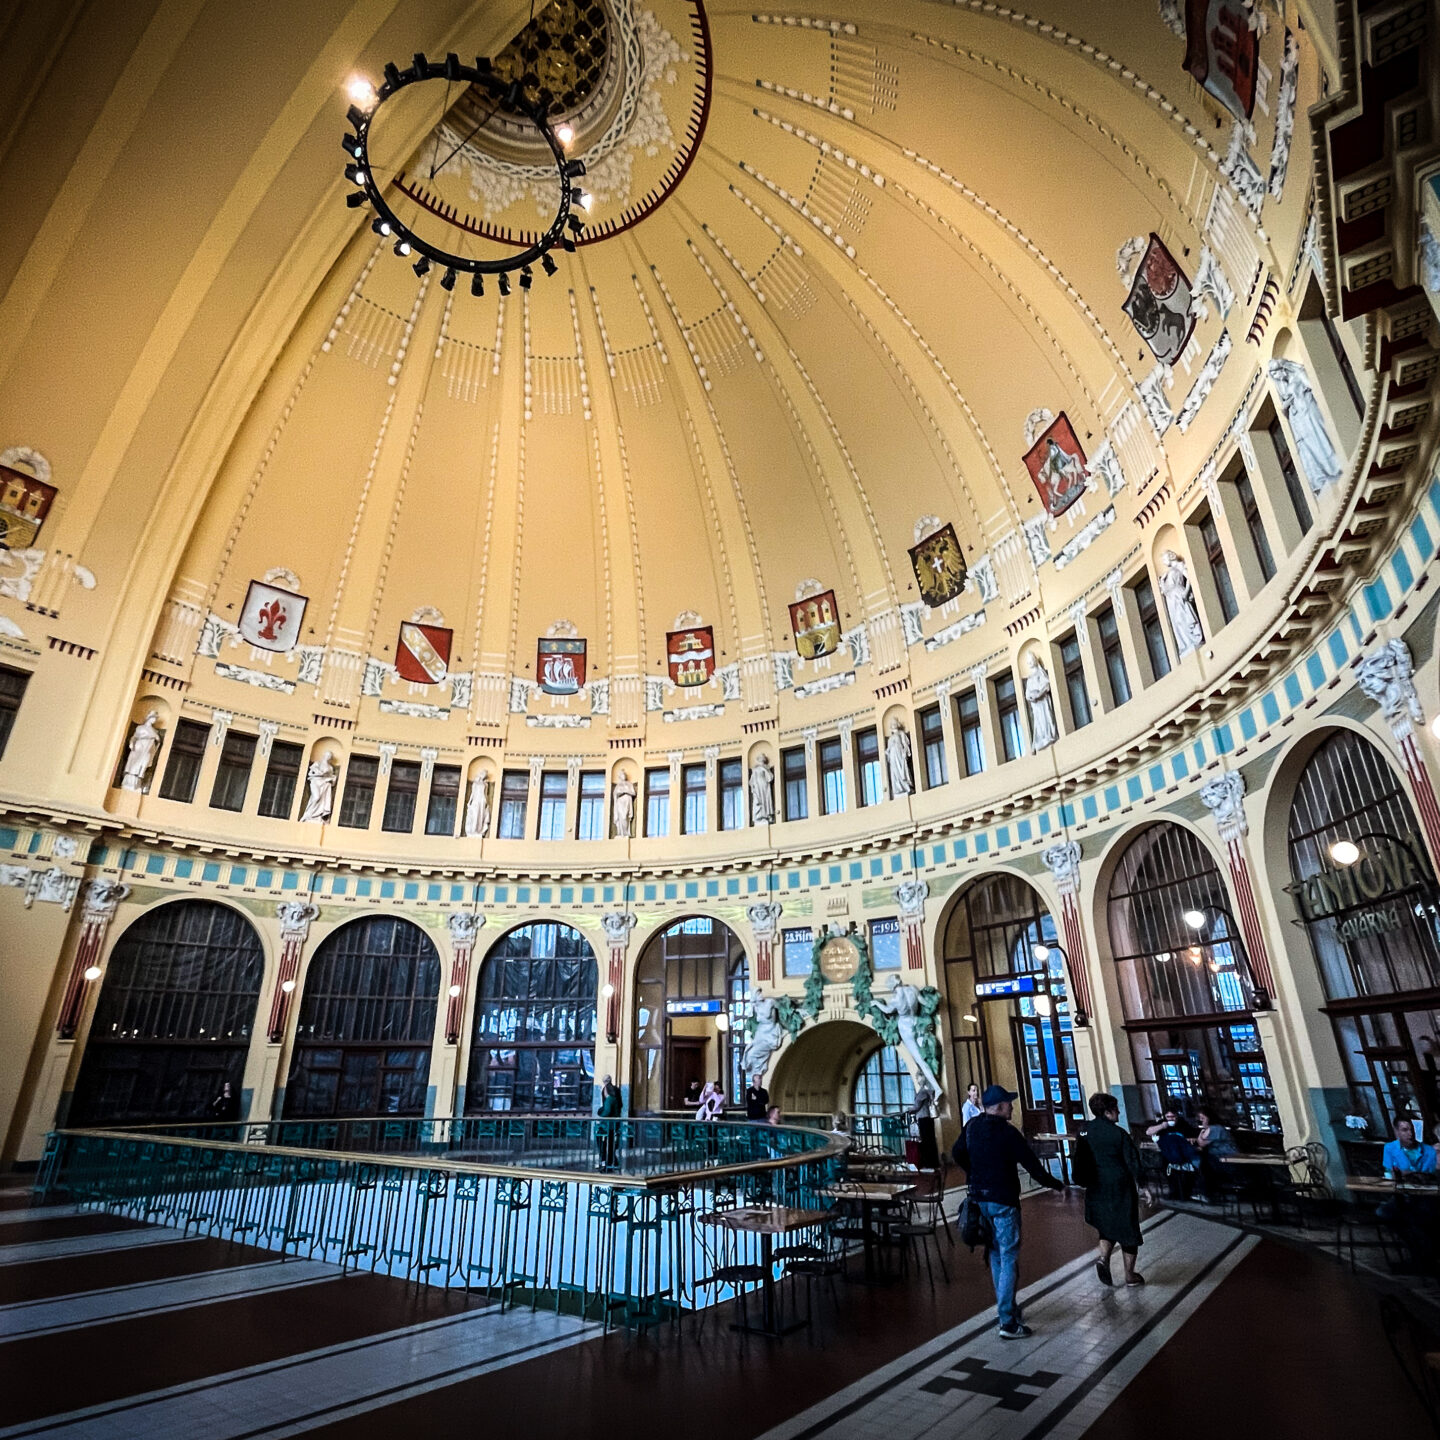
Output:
[920,1358,1061,1412]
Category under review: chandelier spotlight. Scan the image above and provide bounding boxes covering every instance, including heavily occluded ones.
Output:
[342,52,587,293]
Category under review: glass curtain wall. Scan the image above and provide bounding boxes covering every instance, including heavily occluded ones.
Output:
[284,918,440,1119]
[69,901,265,1126]
[464,922,597,1113]
[1107,823,1278,1131]
[1286,729,1440,1136]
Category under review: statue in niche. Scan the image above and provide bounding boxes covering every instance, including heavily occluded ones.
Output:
[1025,657,1058,751]
[1267,358,1343,492]
[611,771,637,839]
[463,774,492,839]
[749,752,775,825]
[1160,551,1205,657]
[299,752,338,823]
[120,712,162,792]
[886,717,914,798]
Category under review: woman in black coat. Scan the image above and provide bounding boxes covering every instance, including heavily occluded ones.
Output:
[1079,1092,1150,1287]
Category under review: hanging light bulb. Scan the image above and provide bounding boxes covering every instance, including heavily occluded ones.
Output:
[1183,908,1206,930]
[1031,942,1051,963]
[83,965,102,982]
[715,1011,730,1032]
[281,979,296,993]
[1034,993,1054,1017]
[602,982,615,998]
[448,984,461,997]
[1329,839,1360,866]
[555,121,575,147]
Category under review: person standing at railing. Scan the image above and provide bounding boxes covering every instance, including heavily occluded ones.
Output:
[208,1082,239,1126]
[745,1074,771,1122]
[596,1075,622,1172]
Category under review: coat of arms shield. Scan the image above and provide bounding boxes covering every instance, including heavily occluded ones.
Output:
[788,590,841,660]
[667,627,715,687]
[908,523,968,608]
[395,622,452,684]
[1022,414,1091,519]
[1183,0,1258,122]
[0,465,57,550]
[1123,234,1196,367]
[238,579,307,653]
[538,637,587,694]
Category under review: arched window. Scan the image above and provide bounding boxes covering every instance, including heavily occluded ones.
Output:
[941,873,1081,1133]
[852,1046,914,1118]
[1107,823,1277,1131]
[70,901,264,1126]
[464,922,597,1114]
[632,916,750,1112]
[1287,729,1440,1133]
[284,917,440,1119]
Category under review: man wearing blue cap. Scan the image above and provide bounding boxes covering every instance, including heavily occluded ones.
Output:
[952,1083,1065,1339]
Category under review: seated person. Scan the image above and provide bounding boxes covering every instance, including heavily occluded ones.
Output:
[1382,1117,1438,1179]
[1146,1106,1200,1194]
[1193,1106,1237,1202]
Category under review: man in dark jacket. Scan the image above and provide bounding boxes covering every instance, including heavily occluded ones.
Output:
[596,1075,622,1170]
[952,1084,1064,1339]
[745,1075,770,1122]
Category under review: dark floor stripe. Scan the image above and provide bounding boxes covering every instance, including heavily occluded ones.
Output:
[0,1215,150,1247]
[0,1269,481,1426]
[0,1237,280,1307]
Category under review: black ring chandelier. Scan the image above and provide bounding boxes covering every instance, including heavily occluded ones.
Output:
[342,52,588,297]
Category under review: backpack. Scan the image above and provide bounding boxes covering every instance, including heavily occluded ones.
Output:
[1072,1133,1098,1190]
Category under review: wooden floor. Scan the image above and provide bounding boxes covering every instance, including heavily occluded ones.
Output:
[0,1185,1432,1439]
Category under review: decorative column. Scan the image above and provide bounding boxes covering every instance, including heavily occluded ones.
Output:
[747,900,784,982]
[894,879,929,971]
[600,912,637,1043]
[267,900,319,1042]
[1041,841,1094,1021]
[444,911,485,1044]
[56,880,130,1038]
[1198,771,1276,1004]
[1357,638,1440,868]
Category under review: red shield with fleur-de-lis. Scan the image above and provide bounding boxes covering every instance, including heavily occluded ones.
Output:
[238,579,307,653]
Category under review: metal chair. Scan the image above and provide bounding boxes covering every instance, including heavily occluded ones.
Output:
[692,1213,767,1336]
[1381,1295,1440,1437]
[782,1216,847,1338]
[893,1187,951,1287]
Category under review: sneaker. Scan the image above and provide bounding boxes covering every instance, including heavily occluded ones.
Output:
[998,1323,1034,1339]
[1095,1257,1113,1286]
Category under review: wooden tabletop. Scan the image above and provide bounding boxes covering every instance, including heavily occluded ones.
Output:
[1218,1154,1288,1166]
[703,1206,831,1235]
[1348,1176,1439,1194]
[1033,1132,1079,1143]
[818,1182,916,1200]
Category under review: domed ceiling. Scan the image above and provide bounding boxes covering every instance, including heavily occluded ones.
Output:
[0,0,1319,795]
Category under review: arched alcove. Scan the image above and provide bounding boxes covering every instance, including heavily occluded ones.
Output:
[69,900,265,1126]
[283,916,441,1118]
[463,920,598,1114]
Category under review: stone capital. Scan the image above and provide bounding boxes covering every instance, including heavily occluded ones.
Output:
[746,900,784,942]
[1199,770,1248,844]
[1041,840,1082,896]
[447,910,484,946]
[601,911,638,949]
[276,900,320,941]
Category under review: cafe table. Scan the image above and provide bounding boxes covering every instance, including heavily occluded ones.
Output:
[1032,1132,1079,1185]
[816,1181,916,1283]
[704,1206,831,1336]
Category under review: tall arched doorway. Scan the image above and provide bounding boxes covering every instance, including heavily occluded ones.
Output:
[69,901,265,1126]
[940,872,1082,1135]
[1107,822,1278,1131]
[463,921,598,1114]
[1286,728,1440,1135]
[283,917,440,1118]
[632,916,749,1112]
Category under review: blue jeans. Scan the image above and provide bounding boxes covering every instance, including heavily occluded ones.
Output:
[980,1201,1022,1329]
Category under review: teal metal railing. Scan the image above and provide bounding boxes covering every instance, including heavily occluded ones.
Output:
[35,1122,848,1330]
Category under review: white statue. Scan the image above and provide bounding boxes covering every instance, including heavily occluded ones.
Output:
[1025,657,1057,751]
[1268,358,1343,492]
[1160,551,1204,657]
[299,752,338,823]
[463,774,492,838]
[886,718,914,798]
[741,990,787,1078]
[749,753,775,825]
[611,772,637,838]
[120,711,162,792]
[872,976,943,1099]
